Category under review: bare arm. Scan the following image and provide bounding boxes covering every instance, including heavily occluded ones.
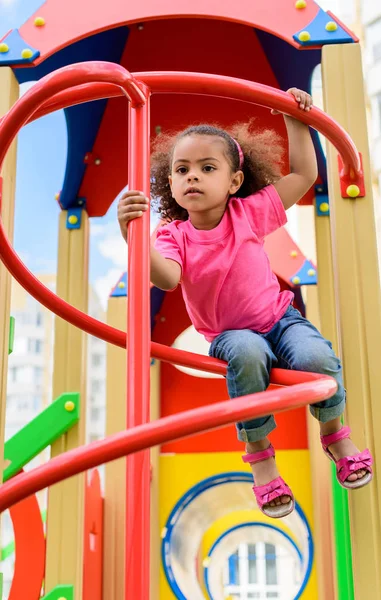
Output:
[273,89,318,210]
[117,190,181,291]
[150,247,181,291]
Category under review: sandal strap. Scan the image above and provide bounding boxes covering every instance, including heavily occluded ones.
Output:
[253,476,293,508]
[321,425,351,450]
[242,444,275,464]
[336,449,373,483]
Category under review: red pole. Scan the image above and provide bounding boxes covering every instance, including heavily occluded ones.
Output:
[125,94,151,599]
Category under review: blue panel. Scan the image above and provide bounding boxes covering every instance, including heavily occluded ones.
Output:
[66,207,83,229]
[291,259,318,286]
[13,26,129,84]
[11,27,129,210]
[0,29,40,65]
[255,29,327,187]
[293,9,354,46]
[110,272,128,297]
[315,191,330,216]
[110,272,165,330]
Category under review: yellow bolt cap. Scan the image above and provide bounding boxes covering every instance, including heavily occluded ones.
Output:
[308,269,316,276]
[346,184,360,198]
[298,31,311,42]
[0,43,9,53]
[295,0,307,8]
[325,21,338,32]
[21,48,33,59]
[292,276,301,285]
[68,215,78,224]
[64,401,75,412]
[290,250,298,258]
[34,17,46,27]
[118,281,126,288]
[320,202,329,212]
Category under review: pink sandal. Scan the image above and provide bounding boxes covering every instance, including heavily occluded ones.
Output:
[242,445,294,519]
[320,426,373,490]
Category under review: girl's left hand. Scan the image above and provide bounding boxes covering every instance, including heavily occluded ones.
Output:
[271,88,313,115]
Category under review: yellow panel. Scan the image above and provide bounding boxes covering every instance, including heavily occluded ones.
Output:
[305,286,337,599]
[0,68,18,484]
[151,359,161,600]
[159,451,318,599]
[104,295,127,600]
[45,210,89,598]
[322,43,381,597]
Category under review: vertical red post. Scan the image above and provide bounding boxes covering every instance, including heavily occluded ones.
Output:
[125,92,151,599]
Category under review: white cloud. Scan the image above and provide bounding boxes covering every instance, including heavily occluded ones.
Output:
[98,234,127,269]
[94,268,123,309]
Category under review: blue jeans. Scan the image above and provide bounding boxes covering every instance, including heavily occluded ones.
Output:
[209,305,345,442]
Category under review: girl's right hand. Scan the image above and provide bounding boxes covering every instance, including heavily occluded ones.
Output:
[117,190,150,238]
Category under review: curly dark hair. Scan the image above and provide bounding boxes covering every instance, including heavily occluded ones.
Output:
[150,122,286,222]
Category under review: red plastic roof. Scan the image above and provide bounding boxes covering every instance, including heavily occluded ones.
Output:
[20,0,326,64]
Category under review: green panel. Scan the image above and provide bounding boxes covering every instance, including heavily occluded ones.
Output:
[331,461,355,600]
[3,393,80,482]
[8,316,15,354]
[42,585,74,600]
[0,572,3,597]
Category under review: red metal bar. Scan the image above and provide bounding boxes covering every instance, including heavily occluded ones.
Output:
[0,375,337,514]
[126,96,151,599]
[1,68,362,177]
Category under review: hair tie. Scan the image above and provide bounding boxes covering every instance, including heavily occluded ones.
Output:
[233,138,244,170]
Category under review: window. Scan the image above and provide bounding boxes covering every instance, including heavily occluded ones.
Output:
[91,407,100,421]
[36,311,43,327]
[91,354,102,368]
[224,539,294,599]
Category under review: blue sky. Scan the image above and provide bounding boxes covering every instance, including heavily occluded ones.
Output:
[0,0,129,308]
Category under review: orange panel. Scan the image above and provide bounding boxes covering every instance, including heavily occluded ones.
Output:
[9,489,45,600]
[83,470,103,600]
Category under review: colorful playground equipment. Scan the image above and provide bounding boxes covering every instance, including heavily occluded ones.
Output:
[0,1,380,599]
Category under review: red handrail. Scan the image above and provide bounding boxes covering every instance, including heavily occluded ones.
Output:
[0,66,362,176]
[0,375,336,513]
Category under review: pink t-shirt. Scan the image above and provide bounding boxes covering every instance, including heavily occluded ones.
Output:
[154,184,294,342]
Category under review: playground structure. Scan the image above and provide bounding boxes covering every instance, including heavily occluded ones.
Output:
[0,1,381,599]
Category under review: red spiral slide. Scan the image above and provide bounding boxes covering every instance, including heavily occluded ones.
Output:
[0,62,361,599]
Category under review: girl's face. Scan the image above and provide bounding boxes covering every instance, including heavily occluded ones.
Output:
[169,135,243,219]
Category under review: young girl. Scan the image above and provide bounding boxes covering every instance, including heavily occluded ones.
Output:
[118,88,373,518]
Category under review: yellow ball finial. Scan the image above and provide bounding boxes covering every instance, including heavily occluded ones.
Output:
[320,202,329,212]
[298,31,311,42]
[34,17,46,27]
[21,48,33,59]
[64,400,75,412]
[325,21,338,32]
[118,281,126,289]
[308,268,316,276]
[290,250,298,258]
[292,276,301,285]
[346,184,360,198]
[68,215,78,225]
[295,0,307,8]
[0,43,9,53]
